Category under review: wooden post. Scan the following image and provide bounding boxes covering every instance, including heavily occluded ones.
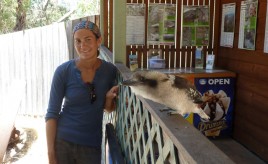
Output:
[113,0,126,64]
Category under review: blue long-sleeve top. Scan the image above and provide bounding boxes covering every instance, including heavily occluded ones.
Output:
[45,59,117,148]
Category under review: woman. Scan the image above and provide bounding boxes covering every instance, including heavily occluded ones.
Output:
[45,20,118,164]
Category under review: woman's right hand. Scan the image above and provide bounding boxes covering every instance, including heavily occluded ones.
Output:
[46,119,58,164]
[48,150,58,164]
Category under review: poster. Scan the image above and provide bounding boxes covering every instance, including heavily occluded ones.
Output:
[147,4,176,45]
[182,6,210,46]
[126,4,145,45]
[194,77,235,137]
[220,3,236,48]
[238,0,258,50]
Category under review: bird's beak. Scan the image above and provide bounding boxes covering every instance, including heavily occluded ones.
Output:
[121,79,140,86]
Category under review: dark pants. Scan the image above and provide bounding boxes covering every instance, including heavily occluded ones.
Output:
[56,139,101,164]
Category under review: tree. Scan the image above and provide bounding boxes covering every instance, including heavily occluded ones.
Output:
[0,0,100,34]
[13,0,30,31]
[26,0,68,29]
[0,0,67,34]
[70,0,100,20]
[0,0,17,34]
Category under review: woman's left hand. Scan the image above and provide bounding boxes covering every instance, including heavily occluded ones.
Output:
[106,85,119,100]
[105,86,119,112]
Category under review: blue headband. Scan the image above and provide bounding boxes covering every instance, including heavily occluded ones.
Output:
[73,21,101,38]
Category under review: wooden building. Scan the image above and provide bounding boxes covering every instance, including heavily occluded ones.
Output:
[100,0,268,161]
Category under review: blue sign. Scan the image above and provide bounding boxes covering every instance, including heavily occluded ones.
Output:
[194,77,235,137]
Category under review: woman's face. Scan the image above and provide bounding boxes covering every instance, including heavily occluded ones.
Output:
[74,29,102,60]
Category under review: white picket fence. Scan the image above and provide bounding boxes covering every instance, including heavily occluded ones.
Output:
[0,22,69,116]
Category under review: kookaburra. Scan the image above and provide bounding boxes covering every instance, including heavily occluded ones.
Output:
[121,70,210,120]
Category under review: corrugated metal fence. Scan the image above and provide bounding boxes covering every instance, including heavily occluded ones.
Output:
[0,22,69,116]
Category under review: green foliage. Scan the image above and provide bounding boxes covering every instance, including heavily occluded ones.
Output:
[0,0,100,34]
[0,0,17,34]
[70,0,100,20]
[0,0,68,34]
[26,1,68,28]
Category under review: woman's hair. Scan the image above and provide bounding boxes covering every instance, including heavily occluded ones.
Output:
[73,20,101,39]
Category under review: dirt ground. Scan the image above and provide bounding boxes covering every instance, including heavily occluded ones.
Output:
[2,116,48,164]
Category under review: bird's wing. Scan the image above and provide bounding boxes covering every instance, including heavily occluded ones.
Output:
[172,75,190,89]
[187,88,203,104]
[172,75,203,104]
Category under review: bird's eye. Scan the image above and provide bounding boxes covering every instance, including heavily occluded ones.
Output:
[140,77,145,82]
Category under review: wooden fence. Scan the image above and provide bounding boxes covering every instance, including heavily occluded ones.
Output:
[0,22,69,116]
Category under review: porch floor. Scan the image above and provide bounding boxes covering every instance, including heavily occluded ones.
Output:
[211,137,266,164]
[3,116,266,164]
